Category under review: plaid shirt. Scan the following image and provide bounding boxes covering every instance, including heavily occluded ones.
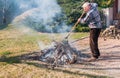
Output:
[81,3,102,28]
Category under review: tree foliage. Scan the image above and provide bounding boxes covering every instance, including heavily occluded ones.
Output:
[57,0,115,32]
[95,0,115,8]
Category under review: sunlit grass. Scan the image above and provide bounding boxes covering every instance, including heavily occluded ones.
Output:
[0,25,89,54]
[71,32,89,39]
[0,63,109,78]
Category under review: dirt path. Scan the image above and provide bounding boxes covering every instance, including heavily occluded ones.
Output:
[71,37,120,78]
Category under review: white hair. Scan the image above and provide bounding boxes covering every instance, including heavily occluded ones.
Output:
[82,2,90,8]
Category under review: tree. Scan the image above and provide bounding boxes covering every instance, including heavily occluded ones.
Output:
[0,0,20,26]
[95,0,115,8]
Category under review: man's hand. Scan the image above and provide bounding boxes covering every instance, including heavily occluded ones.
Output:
[77,18,81,23]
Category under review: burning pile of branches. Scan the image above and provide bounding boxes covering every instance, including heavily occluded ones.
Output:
[39,39,80,67]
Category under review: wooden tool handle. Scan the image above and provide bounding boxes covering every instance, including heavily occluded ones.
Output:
[65,12,85,39]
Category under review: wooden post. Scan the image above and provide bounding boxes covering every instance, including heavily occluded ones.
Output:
[113,0,118,20]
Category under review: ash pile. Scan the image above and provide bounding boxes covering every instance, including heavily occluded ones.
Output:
[39,39,81,67]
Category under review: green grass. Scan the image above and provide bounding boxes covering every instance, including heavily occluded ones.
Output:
[0,25,89,54]
[71,32,89,39]
[0,51,12,56]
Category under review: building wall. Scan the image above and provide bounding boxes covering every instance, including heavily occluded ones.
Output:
[102,8,113,27]
[118,0,120,13]
[102,0,120,28]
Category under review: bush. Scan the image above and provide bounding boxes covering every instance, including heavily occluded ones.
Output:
[75,25,89,32]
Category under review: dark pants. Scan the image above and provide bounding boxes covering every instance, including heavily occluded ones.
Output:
[90,28,101,58]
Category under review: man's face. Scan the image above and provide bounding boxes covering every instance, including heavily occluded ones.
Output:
[83,5,90,12]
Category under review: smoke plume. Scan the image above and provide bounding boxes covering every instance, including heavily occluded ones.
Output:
[12,0,70,33]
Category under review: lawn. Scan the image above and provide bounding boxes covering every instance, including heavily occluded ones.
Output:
[0,25,109,78]
[0,25,89,55]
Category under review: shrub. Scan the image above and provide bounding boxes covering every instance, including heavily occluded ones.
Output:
[75,25,89,32]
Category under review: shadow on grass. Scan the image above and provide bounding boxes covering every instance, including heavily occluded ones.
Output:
[0,52,110,78]
[26,62,110,78]
[0,55,21,64]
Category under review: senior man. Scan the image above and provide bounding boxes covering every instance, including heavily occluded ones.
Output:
[77,2,102,62]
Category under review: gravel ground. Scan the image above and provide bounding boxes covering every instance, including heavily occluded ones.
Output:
[71,37,120,78]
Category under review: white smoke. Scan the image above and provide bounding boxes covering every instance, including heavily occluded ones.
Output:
[12,0,70,33]
[35,0,61,25]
